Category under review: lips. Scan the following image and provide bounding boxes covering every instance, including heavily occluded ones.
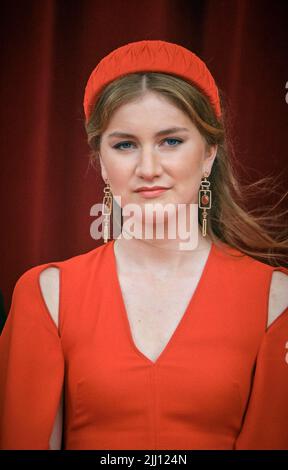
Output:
[135,186,170,192]
[135,187,170,198]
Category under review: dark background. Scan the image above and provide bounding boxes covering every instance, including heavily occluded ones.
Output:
[0,0,287,315]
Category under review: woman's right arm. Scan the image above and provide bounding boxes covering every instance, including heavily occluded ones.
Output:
[39,267,63,450]
[0,266,64,449]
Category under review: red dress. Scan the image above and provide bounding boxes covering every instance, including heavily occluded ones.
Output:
[0,239,288,449]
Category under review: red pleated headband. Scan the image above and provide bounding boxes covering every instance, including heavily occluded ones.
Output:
[83,39,221,122]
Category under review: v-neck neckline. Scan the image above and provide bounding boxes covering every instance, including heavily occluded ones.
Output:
[109,238,215,367]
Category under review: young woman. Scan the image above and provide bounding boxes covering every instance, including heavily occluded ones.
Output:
[1,40,288,450]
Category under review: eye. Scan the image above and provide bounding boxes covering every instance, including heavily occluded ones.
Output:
[112,138,183,151]
[113,141,135,150]
[163,138,183,146]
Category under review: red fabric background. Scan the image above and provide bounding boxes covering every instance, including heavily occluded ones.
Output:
[1,0,287,313]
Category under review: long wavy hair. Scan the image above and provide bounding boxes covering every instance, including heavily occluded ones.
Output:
[85,72,288,267]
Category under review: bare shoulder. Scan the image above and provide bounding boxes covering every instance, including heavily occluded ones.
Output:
[39,267,60,328]
[268,270,288,328]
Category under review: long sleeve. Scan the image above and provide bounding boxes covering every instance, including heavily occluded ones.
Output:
[235,305,288,449]
[0,265,65,449]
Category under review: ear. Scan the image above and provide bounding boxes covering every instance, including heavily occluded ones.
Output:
[203,144,218,175]
[98,152,108,183]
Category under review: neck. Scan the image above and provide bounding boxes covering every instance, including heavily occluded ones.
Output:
[113,226,212,273]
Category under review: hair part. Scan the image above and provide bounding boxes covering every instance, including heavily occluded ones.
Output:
[85,72,288,266]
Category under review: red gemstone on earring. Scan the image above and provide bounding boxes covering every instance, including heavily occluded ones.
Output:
[201,194,210,205]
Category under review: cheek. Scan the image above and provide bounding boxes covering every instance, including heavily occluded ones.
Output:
[104,158,131,191]
[169,155,203,202]
[170,156,202,186]
[171,143,203,174]
[106,170,133,209]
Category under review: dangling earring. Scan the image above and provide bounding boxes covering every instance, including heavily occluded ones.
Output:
[102,180,113,243]
[198,171,212,237]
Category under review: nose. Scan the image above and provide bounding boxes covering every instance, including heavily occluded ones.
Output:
[134,146,163,180]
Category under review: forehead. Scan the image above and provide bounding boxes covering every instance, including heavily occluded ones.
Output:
[104,92,193,130]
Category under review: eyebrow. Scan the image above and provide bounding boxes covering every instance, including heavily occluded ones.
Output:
[107,127,190,139]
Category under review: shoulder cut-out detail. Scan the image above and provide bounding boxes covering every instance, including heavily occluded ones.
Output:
[49,389,63,450]
[39,267,63,450]
[267,271,288,328]
[39,267,60,328]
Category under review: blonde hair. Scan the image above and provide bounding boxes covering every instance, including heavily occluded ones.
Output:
[85,72,288,266]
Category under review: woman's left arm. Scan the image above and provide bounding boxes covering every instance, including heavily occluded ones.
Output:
[235,267,288,450]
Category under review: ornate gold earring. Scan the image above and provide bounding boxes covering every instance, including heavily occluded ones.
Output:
[102,180,113,243]
[198,171,212,237]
